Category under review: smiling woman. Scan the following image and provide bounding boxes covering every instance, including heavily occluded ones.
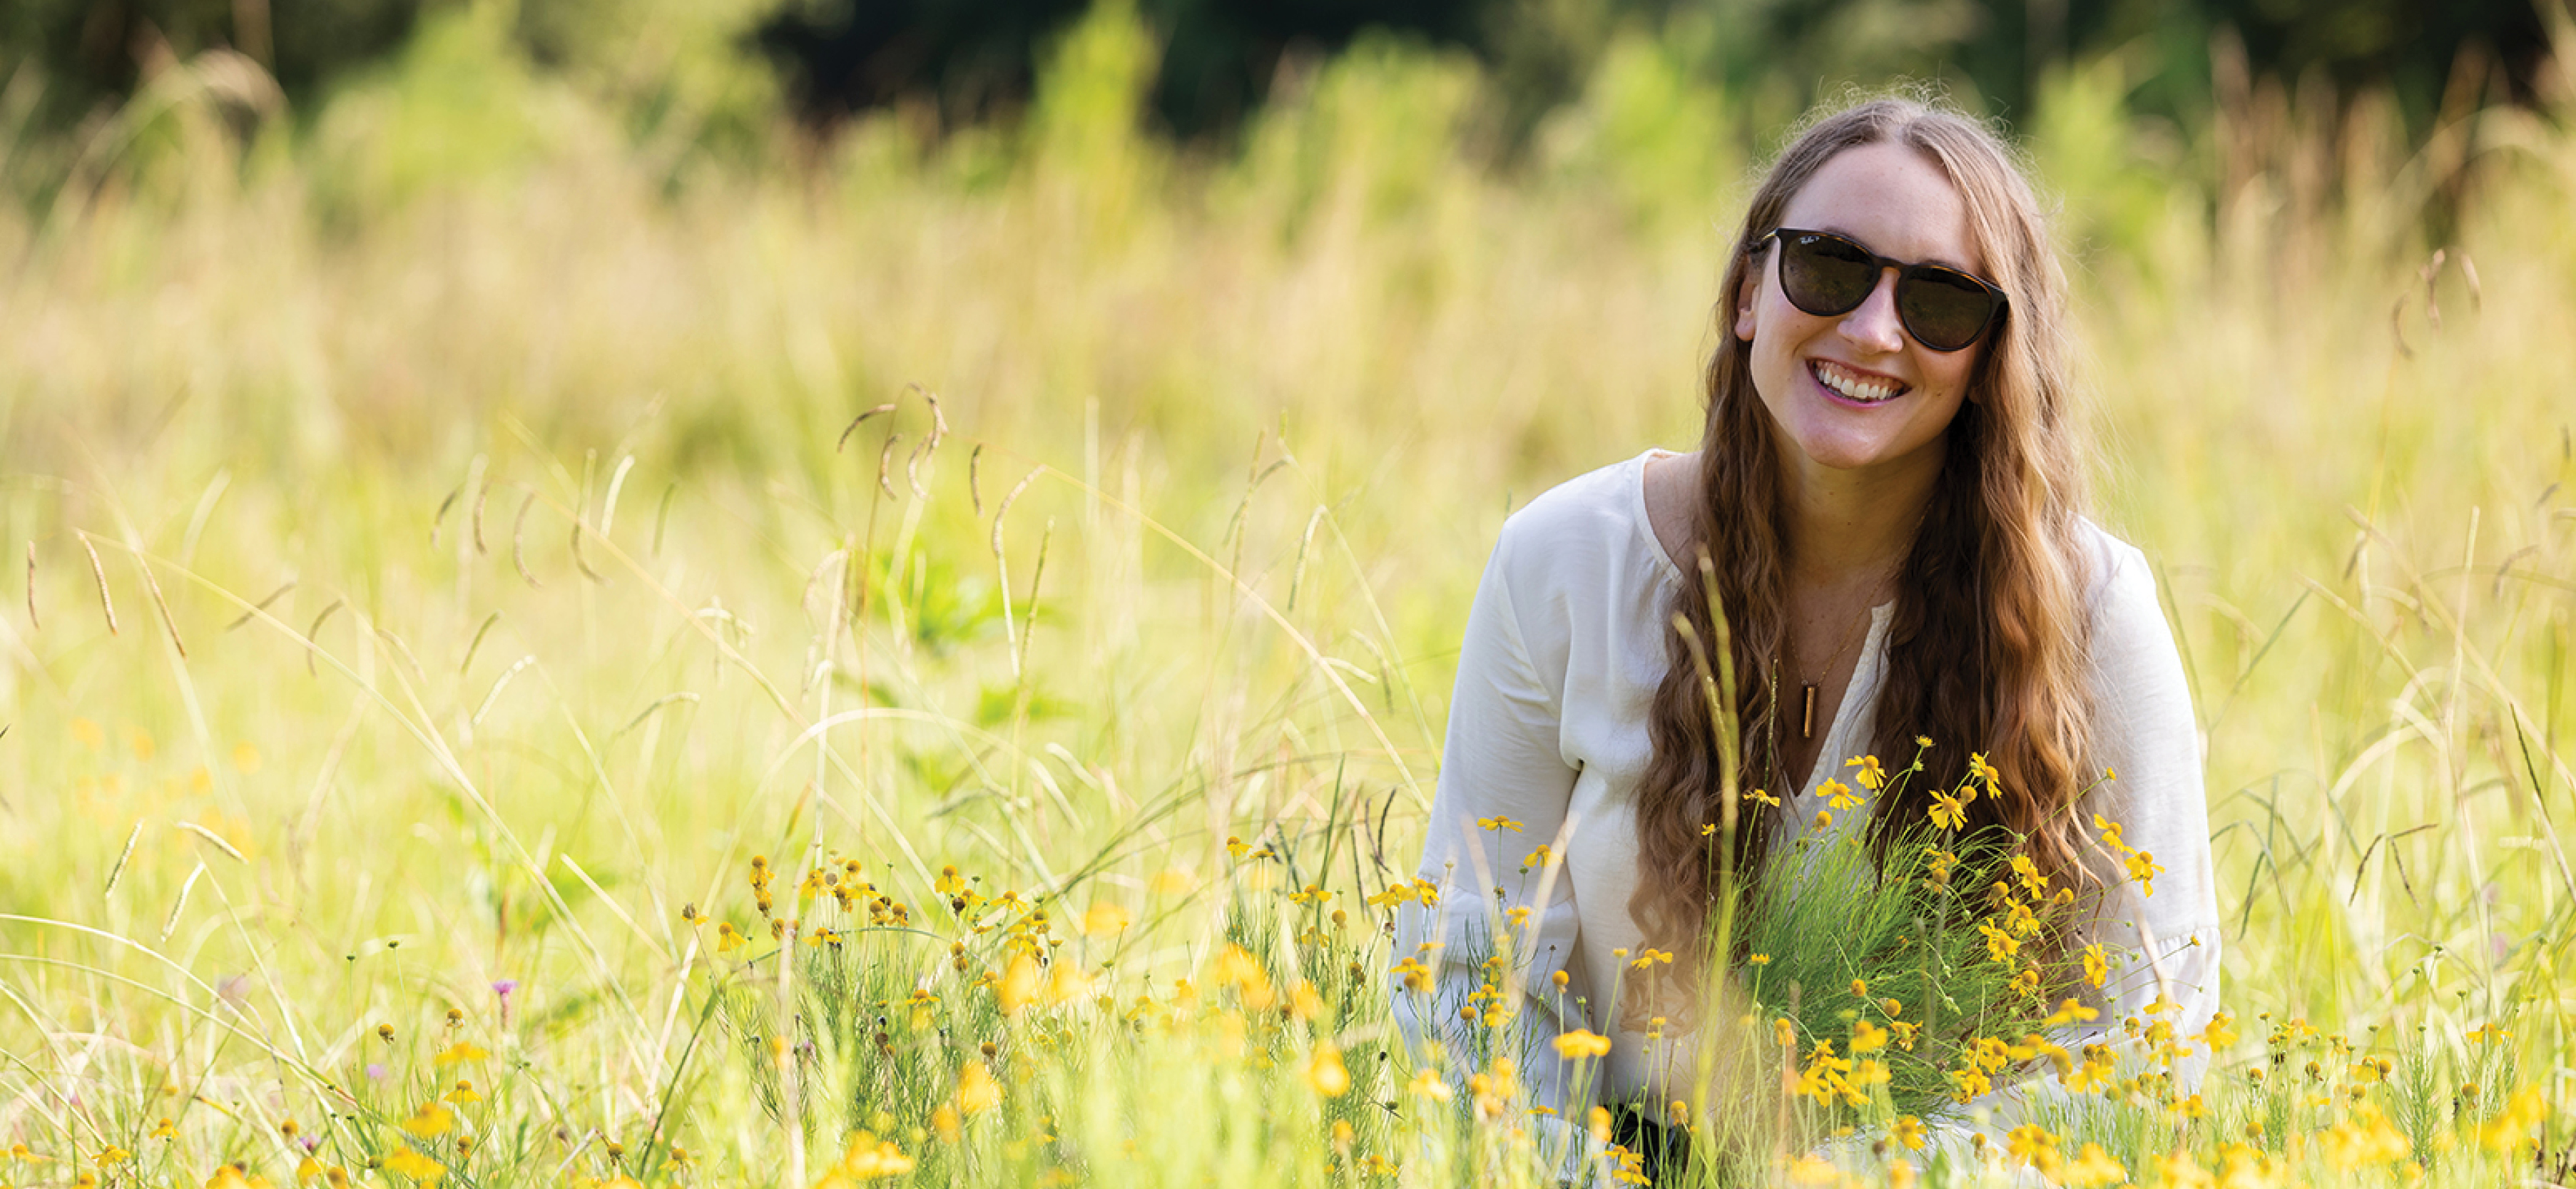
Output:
[1394,96,2220,1180]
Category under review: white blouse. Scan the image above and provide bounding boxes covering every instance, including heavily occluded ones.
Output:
[1394,449,2221,1160]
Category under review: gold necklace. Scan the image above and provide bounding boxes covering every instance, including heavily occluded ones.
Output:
[1793,563,1903,742]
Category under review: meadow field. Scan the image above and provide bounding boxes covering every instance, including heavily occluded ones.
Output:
[0,2,2572,1185]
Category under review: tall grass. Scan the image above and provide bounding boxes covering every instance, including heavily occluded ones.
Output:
[0,0,2570,1184]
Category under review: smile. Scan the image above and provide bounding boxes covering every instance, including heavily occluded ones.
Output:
[1809,359,1910,405]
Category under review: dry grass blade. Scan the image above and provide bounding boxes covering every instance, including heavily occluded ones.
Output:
[877,433,902,498]
[557,853,671,961]
[136,556,185,658]
[80,533,116,635]
[653,482,676,557]
[377,626,426,682]
[1224,459,1292,561]
[571,517,605,583]
[305,598,342,676]
[1286,505,1325,612]
[471,476,492,555]
[2421,248,2447,330]
[432,482,461,546]
[474,655,538,727]
[601,454,636,537]
[461,611,501,675]
[836,403,898,451]
[176,821,246,864]
[969,444,985,516]
[22,542,34,631]
[161,862,206,943]
[224,580,294,631]
[1017,518,1054,680]
[614,691,701,738]
[101,822,142,898]
[514,489,542,588]
[992,469,1041,556]
[906,434,932,499]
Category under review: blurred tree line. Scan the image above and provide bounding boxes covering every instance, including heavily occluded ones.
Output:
[1,0,2553,144]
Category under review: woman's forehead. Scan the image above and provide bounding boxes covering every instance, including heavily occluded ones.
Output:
[1777,142,1985,277]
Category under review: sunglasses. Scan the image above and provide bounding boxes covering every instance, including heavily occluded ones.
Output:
[1756,228,2008,352]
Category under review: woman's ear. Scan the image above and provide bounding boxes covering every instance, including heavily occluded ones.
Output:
[1731,272,1760,343]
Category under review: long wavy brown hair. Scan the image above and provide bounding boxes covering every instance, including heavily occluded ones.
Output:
[1629,97,2099,981]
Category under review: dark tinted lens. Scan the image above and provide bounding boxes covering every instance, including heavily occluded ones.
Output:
[1898,267,1997,351]
[1778,233,1876,315]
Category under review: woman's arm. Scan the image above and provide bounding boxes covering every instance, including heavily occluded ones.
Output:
[1896,538,2223,1167]
[1392,512,1597,1145]
[2070,538,2224,1076]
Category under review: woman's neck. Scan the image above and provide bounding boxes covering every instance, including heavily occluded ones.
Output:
[1780,446,1942,587]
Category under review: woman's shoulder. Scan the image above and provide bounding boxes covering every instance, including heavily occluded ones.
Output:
[2072,519,2188,688]
[2073,519,2160,628]
[1487,449,1676,581]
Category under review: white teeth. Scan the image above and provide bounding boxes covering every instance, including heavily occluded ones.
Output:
[1813,362,1903,403]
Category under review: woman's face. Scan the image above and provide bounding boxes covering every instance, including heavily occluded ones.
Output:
[1734,141,1990,483]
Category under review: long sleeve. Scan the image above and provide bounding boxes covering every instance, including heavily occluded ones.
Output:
[1392,513,1605,1178]
[1910,537,2224,1160]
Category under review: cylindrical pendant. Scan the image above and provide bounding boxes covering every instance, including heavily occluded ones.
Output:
[1801,683,1817,740]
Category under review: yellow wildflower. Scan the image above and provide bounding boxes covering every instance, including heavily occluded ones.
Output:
[2045,998,2100,1026]
[957,1060,1002,1115]
[402,1101,455,1138]
[432,1041,487,1067]
[1308,1043,1350,1098]
[1977,921,2020,964]
[821,1131,916,1181]
[2058,1143,2126,1188]
[2127,850,2164,897]
[2005,1124,2057,1166]
[2477,1086,2547,1152]
[381,1148,443,1184]
[1555,1030,1613,1060]
[1785,1154,1840,1185]
[1080,901,1131,937]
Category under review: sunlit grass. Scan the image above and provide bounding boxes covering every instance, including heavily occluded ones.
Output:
[0,1,2570,1185]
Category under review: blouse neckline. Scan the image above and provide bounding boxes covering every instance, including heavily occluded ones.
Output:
[1626,447,1895,804]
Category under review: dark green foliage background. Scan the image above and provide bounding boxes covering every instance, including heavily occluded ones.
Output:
[3,0,2551,143]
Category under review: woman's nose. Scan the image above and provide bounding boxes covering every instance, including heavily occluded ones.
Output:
[1837,269,1906,354]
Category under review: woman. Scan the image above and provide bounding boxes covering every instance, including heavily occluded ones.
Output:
[1394,96,2220,1175]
